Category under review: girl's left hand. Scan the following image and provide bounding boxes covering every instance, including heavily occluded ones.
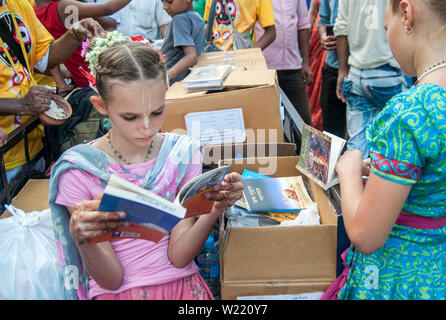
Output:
[205,172,244,214]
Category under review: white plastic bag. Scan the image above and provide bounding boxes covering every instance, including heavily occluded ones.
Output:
[0,205,65,299]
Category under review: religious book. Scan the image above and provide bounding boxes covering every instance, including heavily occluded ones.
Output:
[91,165,230,243]
[182,64,232,91]
[242,176,313,213]
[296,123,346,190]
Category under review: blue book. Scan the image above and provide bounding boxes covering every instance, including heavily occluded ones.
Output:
[243,176,313,213]
[241,169,271,179]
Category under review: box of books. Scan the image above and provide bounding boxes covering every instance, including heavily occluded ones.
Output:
[218,156,339,300]
[162,68,282,158]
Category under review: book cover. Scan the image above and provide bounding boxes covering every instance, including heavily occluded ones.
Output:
[92,166,230,243]
[177,165,230,217]
[243,176,313,213]
[297,124,346,190]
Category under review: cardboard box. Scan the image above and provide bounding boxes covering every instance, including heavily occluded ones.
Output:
[0,179,50,219]
[203,142,296,168]
[195,48,268,70]
[162,68,283,146]
[218,156,338,300]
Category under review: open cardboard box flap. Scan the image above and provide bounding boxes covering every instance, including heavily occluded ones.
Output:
[166,69,277,100]
[195,48,268,70]
[219,156,338,284]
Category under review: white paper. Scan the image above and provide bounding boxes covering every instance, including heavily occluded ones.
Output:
[237,292,324,300]
[185,108,246,146]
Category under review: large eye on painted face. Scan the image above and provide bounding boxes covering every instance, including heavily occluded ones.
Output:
[225,1,237,17]
[215,1,222,15]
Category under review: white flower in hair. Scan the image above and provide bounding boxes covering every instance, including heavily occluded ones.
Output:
[81,30,131,76]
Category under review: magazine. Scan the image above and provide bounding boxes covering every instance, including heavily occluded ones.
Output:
[296,123,346,190]
[242,176,313,213]
[91,165,230,243]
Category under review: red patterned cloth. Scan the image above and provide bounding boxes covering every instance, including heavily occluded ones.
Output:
[306,13,326,131]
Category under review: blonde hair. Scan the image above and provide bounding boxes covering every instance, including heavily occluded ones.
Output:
[94,41,166,102]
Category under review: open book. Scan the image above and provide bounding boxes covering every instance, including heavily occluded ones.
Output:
[182,64,232,91]
[91,165,230,243]
[296,124,346,190]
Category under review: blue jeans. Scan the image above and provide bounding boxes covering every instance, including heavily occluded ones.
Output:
[342,64,407,158]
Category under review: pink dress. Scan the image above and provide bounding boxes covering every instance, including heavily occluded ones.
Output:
[55,146,214,300]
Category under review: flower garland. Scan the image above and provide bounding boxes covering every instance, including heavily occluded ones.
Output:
[81,30,131,77]
[79,31,163,90]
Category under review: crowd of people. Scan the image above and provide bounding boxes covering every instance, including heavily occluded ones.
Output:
[0,0,445,300]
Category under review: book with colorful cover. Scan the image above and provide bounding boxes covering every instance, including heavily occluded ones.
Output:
[242,176,313,213]
[91,165,230,243]
[296,123,346,190]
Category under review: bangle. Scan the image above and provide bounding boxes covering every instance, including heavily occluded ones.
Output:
[69,28,83,42]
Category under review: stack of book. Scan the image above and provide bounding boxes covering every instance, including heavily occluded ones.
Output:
[182,64,232,92]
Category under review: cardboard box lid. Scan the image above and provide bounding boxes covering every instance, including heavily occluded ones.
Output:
[195,48,268,70]
[1,179,50,219]
[166,69,277,101]
[219,156,338,283]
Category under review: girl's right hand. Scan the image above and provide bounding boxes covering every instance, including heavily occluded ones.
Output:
[69,198,128,245]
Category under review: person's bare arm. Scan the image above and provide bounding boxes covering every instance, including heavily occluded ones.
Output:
[335,35,349,102]
[298,28,312,85]
[67,202,126,291]
[167,45,197,81]
[253,25,276,50]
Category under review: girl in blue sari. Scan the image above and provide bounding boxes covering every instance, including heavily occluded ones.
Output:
[323,0,446,300]
[49,41,243,300]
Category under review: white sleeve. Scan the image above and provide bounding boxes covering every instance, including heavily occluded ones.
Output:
[33,47,50,73]
[333,0,349,36]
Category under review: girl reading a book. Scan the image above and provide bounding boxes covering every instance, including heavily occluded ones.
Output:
[323,0,446,300]
[48,40,243,300]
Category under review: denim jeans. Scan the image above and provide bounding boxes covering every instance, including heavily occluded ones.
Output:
[342,64,407,158]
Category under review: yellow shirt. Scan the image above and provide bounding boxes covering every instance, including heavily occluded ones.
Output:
[0,0,53,170]
[204,0,275,51]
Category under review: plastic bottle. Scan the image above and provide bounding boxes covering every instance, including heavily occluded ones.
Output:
[197,234,221,299]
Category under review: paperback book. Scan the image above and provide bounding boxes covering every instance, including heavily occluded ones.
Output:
[296,123,346,190]
[242,176,313,213]
[92,165,230,243]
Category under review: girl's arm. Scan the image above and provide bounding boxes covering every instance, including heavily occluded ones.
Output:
[168,172,243,268]
[57,0,130,22]
[336,150,412,255]
[67,201,127,291]
[167,46,198,82]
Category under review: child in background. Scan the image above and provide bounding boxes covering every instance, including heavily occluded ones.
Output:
[323,0,446,300]
[49,40,243,300]
[160,0,205,85]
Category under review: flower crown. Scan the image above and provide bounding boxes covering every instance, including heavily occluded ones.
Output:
[79,31,164,91]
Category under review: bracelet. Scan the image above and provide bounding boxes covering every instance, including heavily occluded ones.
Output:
[69,28,83,42]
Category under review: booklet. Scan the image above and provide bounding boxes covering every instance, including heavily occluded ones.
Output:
[242,176,313,213]
[91,165,231,243]
[296,124,346,190]
[182,64,232,91]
